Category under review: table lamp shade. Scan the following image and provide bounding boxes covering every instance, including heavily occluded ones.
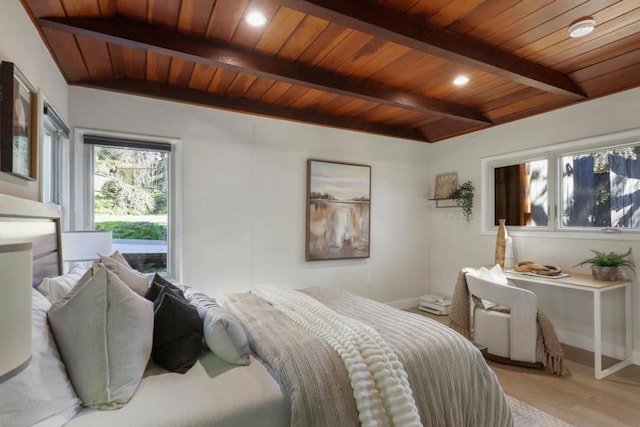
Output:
[61,231,112,262]
[0,242,33,383]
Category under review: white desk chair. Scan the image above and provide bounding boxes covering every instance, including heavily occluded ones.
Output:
[465,273,539,365]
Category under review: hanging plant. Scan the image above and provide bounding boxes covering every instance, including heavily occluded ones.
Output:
[449,181,474,221]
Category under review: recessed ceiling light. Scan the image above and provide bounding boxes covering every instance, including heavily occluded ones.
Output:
[568,18,596,38]
[453,75,469,86]
[245,11,267,27]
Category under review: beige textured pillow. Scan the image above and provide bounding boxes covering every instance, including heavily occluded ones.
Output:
[106,249,132,268]
[99,255,149,296]
[48,266,153,409]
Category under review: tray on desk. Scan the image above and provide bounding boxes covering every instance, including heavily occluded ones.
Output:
[504,269,570,279]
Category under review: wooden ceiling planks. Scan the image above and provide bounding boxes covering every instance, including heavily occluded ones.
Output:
[206,0,249,43]
[580,62,640,97]
[487,92,571,124]
[110,44,146,80]
[76,35,113,80]
[168,58,195,87]
[96,0,114,16]
[455,0,557,42]
[41,28,89,81]
[313,30,375,72]
[531,6,640,67]
[225,72,259,98]
[229,1,279,48]
[272,85,311,107]
[176,0,216,36]
[207,67,238,94]
[554,32,640,74]
[288,88,326,109]
[24,0,66,17]
[276,15,330,61]
[115,0,146,22]
[445,0,523,34]
[495,0,619,53]
[426,0,486,28]
[242,77,278,100]
[60,0,100,16]
[146,52,171,84]
[20,0,640,143]
[571,48,640,84]
[147,0,181,29]
[271,0,585,98]
[256,7,307,55]
[514,1,633,63]
[295,23,352,66]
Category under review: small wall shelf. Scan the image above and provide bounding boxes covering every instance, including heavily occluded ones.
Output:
[428,198,458,208]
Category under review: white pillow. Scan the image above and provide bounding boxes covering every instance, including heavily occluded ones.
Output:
[0,290,80,426]
[98,255,149,296]
[184,288,250,366]
[48,266,154,409]
[478,264,509,286]
[36,264,89,303]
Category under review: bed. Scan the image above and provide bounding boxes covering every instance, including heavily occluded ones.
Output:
[0,194,512,427]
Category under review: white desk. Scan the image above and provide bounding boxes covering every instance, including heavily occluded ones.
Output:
[503,270,632,379]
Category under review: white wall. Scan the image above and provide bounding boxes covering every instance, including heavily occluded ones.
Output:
[69,87,429,305]
[0,0,68,200]
[424,87,640,362]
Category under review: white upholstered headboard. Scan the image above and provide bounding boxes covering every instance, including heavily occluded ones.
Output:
[0,194,62,286]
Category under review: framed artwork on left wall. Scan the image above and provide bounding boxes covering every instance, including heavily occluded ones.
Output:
[1,61,37,180]
[306,159,371,261]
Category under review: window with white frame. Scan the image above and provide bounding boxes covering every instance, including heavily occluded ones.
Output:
[482,128,640,234]
[560,145,640,229]
[83,134,177,276]
[42,103,69,205]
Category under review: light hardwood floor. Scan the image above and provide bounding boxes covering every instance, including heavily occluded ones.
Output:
[407,308,640,426]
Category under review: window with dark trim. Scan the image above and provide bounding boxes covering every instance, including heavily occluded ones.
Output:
[84,135,172,273]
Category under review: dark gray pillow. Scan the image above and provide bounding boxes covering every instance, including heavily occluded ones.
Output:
[151,292,203,374]
[185,288,250,366]
[145,274,185,302]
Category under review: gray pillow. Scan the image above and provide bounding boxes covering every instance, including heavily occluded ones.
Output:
[184,288,250,366]
[48,266,154,409]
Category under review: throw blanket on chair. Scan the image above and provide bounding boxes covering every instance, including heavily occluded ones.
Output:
[252,284,421,427]
[449,270,566,376]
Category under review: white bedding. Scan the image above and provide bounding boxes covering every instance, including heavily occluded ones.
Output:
[65,352,289,427]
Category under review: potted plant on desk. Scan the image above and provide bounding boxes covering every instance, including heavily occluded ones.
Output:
[574,248,636,281]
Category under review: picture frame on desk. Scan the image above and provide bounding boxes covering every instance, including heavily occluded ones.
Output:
[1,61,37,180]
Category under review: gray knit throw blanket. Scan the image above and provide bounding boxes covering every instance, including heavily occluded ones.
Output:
[449,270,567,376]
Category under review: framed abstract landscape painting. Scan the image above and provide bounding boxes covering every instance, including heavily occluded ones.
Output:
[306,159,371,261]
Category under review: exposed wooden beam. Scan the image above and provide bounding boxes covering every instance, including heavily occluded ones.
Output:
[38,15,491,125]
[271,0,586,100]
[74,78,431,142]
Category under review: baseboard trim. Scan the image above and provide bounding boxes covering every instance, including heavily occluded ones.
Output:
[556,328,628,361]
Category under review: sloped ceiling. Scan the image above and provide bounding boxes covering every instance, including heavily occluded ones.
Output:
[21,0,640,142]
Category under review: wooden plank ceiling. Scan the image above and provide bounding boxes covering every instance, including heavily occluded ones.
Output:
[21,0,640,143]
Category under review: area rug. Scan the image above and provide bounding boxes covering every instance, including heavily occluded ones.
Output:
[508,395,572,427]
